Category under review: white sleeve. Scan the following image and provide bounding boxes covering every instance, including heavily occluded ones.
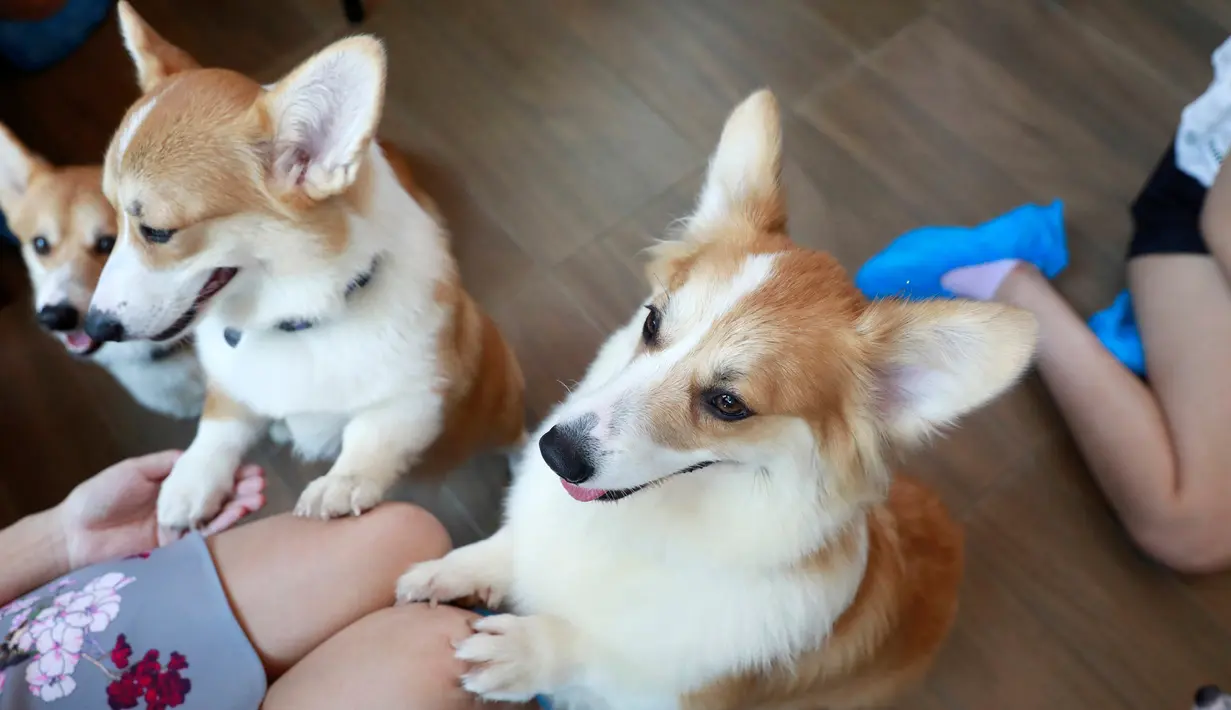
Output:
[1175,36,1231,188]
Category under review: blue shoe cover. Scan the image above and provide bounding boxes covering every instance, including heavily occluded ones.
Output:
[1089,289,1146,376]
[855,199,1068,301]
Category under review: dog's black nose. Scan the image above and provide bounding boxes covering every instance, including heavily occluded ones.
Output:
[36,303,79,332]
[83,310,126,343]
[539,423,596,484]
[1196,685,1224,708]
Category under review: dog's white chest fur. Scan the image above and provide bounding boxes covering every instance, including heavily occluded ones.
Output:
[192,154,451,457]
[194,262,444,416]
[502,457,869,709]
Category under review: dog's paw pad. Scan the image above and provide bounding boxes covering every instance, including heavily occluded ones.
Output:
[294,475,384,519]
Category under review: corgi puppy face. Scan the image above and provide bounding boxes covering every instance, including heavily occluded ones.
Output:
[539,91,1037,523]
[85,1,386,343]
[0,124,117,355]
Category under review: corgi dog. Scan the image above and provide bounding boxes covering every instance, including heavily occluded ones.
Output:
[0,123,204,419]
[85,3,525,530]
[396,91,1039,710]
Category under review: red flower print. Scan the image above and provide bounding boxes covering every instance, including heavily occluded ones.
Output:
[153,666,191,708]
[106,673,140,709]
[123,552,152,560]
[105,647,191,710]
[111,634,133,668]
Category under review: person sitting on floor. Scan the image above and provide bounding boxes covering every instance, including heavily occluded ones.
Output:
[856,36,1231,574]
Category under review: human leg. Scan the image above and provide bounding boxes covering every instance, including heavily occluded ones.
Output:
[993,260,1231,572]
[856,145,1231,571]
[262,604,530,710]
[206,501,451,679]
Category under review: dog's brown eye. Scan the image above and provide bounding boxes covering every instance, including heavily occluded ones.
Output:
[707,391,751,421]
[32,236,51,256]
[140,224,177,244]
[94,235,116,255]
[642,304,662,346]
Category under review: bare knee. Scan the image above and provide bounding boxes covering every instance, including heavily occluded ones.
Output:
[209,503,453,678]
[1124,491,1231,574]
[359,501,453,564]
[264,604,525,710]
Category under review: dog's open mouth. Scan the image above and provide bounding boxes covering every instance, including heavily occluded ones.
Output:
[559,461,718,503]
[60,331,102,357]
[151,267,238,342]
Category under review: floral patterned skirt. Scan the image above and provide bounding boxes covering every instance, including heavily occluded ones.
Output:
[0,533,265,710]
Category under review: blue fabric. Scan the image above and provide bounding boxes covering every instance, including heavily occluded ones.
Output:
[0,0,109,71]
[855,199,1069,300]
[1088,289,1146,376]
[469,607,554,710]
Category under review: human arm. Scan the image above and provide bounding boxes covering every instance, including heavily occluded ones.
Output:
[0,450,264,605]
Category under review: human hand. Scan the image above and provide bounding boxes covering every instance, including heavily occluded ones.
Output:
[55,450,265,569]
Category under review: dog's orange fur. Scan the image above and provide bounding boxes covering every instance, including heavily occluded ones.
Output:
[684,478,962,709]
[645,236,965,710]
[0,124,115,287]
[643,92,974,708]
[112,2,524,469]
[379,138,527,470]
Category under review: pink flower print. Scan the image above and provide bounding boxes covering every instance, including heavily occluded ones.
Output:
[1,595,39,632]
[0,670,6,695]
[16,607,59,652]
[49,578,75,592]
[83,573,134,595]
[62,589,122,633]
[25,645,79,701]
[0,594,37,620]
[8,604,36,632]
[35,619,85,658]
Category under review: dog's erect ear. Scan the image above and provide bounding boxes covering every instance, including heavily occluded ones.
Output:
[643,90,785,291]
[858,299,1038,442]
[261,36,386,203]
[0,123,48,217]
[687,89,786,236]
[116,1,200,94]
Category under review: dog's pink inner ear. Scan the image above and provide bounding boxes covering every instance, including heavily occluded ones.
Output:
[263,38,386,202]
[860,299,1038,442]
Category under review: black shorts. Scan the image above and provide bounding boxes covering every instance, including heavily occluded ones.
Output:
[1127,144,1212,258]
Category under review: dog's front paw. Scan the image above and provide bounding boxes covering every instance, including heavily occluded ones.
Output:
[294,474,386,519]
[157,456,234,531]
[395,558,503,608]
[455,615,560,702]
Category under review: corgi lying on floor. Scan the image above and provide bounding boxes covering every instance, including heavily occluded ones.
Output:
[397,91,1039,710]
[85,3,525,529]
[0,123,204,419]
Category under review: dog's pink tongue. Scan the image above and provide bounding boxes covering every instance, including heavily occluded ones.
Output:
[560,480,606,502]
[65,332,93,350]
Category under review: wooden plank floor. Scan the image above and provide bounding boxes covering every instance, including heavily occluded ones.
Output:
[2,0,1229,706]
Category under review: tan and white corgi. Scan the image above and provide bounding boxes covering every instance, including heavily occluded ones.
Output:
[86,3,525,529]
[0,123,204,419]
[396,91,1039,710]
